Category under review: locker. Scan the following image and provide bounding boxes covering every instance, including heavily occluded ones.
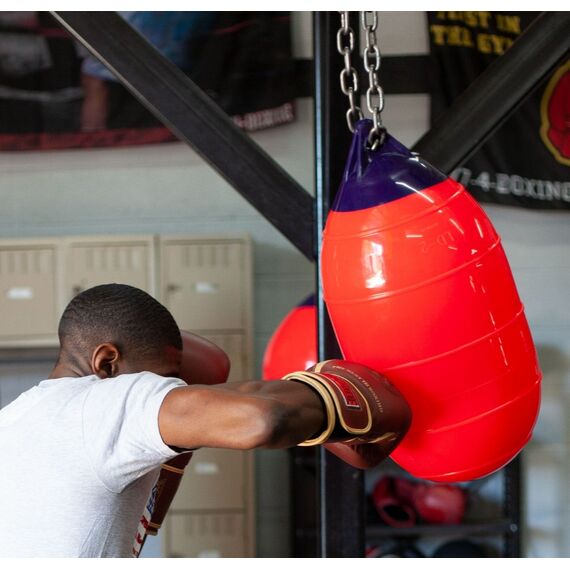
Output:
[63,235,155,305]
[171,448,248,511]
[0,241,59,343]
[160,237,251,331]
[164,512,248,558]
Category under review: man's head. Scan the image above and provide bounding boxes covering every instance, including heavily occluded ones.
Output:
[56,283,182,379]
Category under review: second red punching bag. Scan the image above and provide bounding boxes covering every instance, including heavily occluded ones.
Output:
[262,294,317,380]
[321,120,541,482]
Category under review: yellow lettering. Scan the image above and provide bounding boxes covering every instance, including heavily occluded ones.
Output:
[463,12,478,27]
[489,35,504,54]
[478,12,492,29]
[430,25,447,45]
[496,14,521,34]
[431,23,475,48]
[446,25,463,46]
[477,33,514,55]
[477,33,493,54]
[490,34,513,55]
[436,11,447,20]
[461,28,474,47]
[445,25,473,47]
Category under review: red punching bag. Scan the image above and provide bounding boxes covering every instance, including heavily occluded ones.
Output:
[321,120,542,482]
[262,294,317,379]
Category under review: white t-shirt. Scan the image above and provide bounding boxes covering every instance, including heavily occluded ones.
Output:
[0,372,187,557]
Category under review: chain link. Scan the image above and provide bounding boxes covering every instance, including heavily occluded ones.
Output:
[361,11,385,150]
[337,11,362,133]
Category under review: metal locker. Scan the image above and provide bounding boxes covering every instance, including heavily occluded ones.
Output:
[160,237,251,332]
[164,512,248,558]
[0,241,59,343]
[171,448,247,511]
[63,235,155,304]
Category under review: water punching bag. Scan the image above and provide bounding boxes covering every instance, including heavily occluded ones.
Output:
[321,120,542,482]
[262,294,317,380]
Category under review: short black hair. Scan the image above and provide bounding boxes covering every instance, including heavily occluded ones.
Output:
[58,283,182,360]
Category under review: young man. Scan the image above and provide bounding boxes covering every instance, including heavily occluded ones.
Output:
[0,283,410,557]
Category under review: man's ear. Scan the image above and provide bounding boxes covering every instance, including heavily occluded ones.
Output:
[91,343,121,378]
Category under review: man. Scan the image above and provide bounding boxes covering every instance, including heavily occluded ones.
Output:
[0,283,410,557]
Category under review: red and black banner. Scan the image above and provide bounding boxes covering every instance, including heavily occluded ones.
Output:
[428,11,570,209]
[0,11,296,151]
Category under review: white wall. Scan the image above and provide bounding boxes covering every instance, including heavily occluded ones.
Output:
[0,11,568,558]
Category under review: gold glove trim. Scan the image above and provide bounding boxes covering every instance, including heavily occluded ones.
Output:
[282,371,336,446]
[159,464,186,475]
[367,431,397,444]
[301,371,373,437]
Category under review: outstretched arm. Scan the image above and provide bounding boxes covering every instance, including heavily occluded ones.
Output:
[158,379,326,451]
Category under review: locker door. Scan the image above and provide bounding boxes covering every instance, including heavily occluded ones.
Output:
[0,245,59,340]
[171,449,247,511]
[164,513,247,558]
[64,236,155,304]
[161,240,246,331]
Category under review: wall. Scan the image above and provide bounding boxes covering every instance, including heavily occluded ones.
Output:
[0,11,568,558]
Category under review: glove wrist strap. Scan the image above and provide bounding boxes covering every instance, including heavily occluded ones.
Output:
[282,371,336,445]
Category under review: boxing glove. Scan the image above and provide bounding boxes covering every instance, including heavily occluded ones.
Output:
[283,360,411,460]
[371,476,417,528]
[133,331,230,556]
[412,483,467,525]
[179,330,231,386]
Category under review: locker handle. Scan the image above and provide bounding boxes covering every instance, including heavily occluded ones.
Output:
[6,287,34,300]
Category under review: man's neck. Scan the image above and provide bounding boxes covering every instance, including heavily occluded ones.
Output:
[48,361,91,380]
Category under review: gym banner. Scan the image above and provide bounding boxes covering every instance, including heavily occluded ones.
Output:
[428,12,570,209]
[0,11,296,151]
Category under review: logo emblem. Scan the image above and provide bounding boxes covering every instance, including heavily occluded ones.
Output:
[540,59,570,166]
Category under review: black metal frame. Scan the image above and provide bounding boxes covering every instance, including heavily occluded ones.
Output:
[413,11,570,173]
[49,10,570,558]
[51,12,314,261]
[52,11,570,263]
[313,11,365,558]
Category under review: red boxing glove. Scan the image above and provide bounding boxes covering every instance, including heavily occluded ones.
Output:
[371,476,417,528]
[283,360,411,468]
[178,330,231,386]
[133,331,230,556]
[413,483,467,525]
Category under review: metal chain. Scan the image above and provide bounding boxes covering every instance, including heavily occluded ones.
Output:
[337,11,362,133]
[361,11,385,150]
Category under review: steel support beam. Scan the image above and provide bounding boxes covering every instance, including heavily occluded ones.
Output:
[51,11,569,265]
[504,455,522,557]
[51,11,314,260]
[313,11,365,558]
[413,11,570,172]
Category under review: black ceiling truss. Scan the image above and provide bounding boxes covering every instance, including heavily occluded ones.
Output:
[51,11,315,261]
[52,11,570,264]
[51,10,570,558]
[414,11,570,173]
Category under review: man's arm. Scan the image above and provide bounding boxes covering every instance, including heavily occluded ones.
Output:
[158,380,326,451]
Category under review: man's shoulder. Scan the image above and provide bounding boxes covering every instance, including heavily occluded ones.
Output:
[86,372,187,406]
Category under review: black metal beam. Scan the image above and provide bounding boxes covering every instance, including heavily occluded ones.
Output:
[413,11,570,173]
[314,11,365,558]
[504,455,522,557]
[51,11,314,261]
[50,11,570,268]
